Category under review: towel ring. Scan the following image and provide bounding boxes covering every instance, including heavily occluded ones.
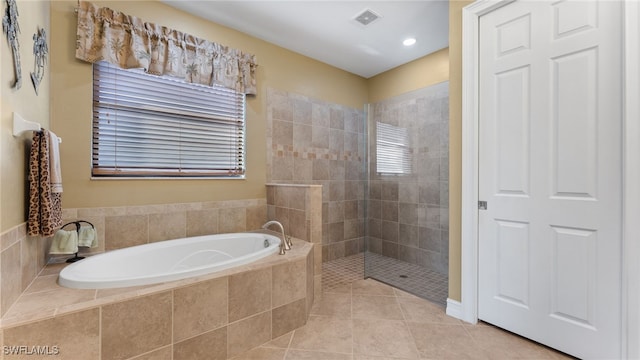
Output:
[59,220,95,263]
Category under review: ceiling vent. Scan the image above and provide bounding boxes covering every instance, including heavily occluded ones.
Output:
[354,9,381,26]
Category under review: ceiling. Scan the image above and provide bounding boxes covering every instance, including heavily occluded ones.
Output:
[160,1,450,79]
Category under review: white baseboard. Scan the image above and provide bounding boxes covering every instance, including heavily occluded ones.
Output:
[446,298,463,320]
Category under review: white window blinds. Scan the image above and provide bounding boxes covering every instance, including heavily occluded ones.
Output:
[92,61,245,178]
[376,121,412,175]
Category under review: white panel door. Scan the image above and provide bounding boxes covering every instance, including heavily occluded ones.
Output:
[478,1,622,358]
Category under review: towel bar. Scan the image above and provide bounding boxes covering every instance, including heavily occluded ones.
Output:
[12,112,62,142]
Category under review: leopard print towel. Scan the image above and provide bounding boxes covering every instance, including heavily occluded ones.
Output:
[27,130,63,237]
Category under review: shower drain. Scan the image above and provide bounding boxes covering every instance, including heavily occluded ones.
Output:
[399,274,408,278]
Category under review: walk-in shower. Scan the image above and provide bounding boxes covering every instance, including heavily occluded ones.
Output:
[364,81,450,305]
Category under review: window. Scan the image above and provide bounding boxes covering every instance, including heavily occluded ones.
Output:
[92,61,245,178]
[376,121,412,175]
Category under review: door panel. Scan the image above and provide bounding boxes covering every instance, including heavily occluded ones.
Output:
[478,1,622,359]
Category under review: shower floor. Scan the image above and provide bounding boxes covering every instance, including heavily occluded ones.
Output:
[322,252,448,306]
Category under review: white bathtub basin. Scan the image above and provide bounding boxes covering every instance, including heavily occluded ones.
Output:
[59,232,281,289]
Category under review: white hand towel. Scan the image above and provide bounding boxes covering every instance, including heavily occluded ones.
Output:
[48,130,63,193]
[78,225,98,248]
[49,229,78,254]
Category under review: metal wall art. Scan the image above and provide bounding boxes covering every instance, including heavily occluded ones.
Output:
[2,0,21,89]
[31,27,47,95]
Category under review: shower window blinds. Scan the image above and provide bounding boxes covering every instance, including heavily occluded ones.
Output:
[376,121,412,175]
[92,61,245,178]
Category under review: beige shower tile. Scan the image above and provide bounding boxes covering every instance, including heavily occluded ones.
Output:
[174,327,227,360]
[309,292,351,318]
[186,208,219,237]
[352,295,403,320]
[289,316,352,354]
[219,208,247,233]
[102,291,172,360]
[148,212,186,242]
[272,259,306,308]
[285,350,352,360]
[105,214,148,250]
[397,297,460,325]
[128,346,172,360]
[228,268,272,322]
[352,318,418,359]
[272,298,307,339]
[3,308,100,359]
[273,120,293,146]
[232,346,287,360]
[174,277,228,342]
[228,311,272,358]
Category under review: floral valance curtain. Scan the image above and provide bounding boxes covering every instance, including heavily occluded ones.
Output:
[75,1,258,95]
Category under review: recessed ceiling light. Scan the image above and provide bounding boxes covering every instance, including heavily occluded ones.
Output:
[403,38,417,46]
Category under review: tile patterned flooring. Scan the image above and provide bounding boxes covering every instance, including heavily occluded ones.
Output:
[323,253,448,306]
[232,255,574,360]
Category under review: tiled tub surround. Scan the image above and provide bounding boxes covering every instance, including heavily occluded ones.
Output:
[266,88,367,262]
[0,199,266,321]
[0,224,49,318]
[368,82,450,275]
[59,198,268,258]
[1,236,315,360]
[266,184,323,301]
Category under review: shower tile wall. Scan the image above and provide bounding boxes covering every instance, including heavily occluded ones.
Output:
[267,88,366,262]
[368,82,449,275]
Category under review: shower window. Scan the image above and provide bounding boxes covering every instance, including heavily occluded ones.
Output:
[91,61,246,178]
[375,121,412,175]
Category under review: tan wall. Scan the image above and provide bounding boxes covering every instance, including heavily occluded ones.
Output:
[367,48,449,103]
[448,0,474,302]
[49,0,368,210]
[1,0,51,232]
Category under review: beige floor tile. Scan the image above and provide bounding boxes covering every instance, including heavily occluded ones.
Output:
[407,322,490,359]
[392,287,422,299]
[310,292,351,318]
[397,297,460,325]
[289,316,352,354]
[464,323,564,359]
[352,295,403,320]
[353,356,419,360]
[351,279,395,296]
[352,318,419,359]
[231,346,287,360]
[323,282,352,294]
[285,349,352,360]
[263,332,294,349]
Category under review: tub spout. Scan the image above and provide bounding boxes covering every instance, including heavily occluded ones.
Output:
[262,220,290,254]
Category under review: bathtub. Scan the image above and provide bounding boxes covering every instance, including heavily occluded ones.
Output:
[59,232,281,289]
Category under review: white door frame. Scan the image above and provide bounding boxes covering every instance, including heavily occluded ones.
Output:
[458,0,640,358]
